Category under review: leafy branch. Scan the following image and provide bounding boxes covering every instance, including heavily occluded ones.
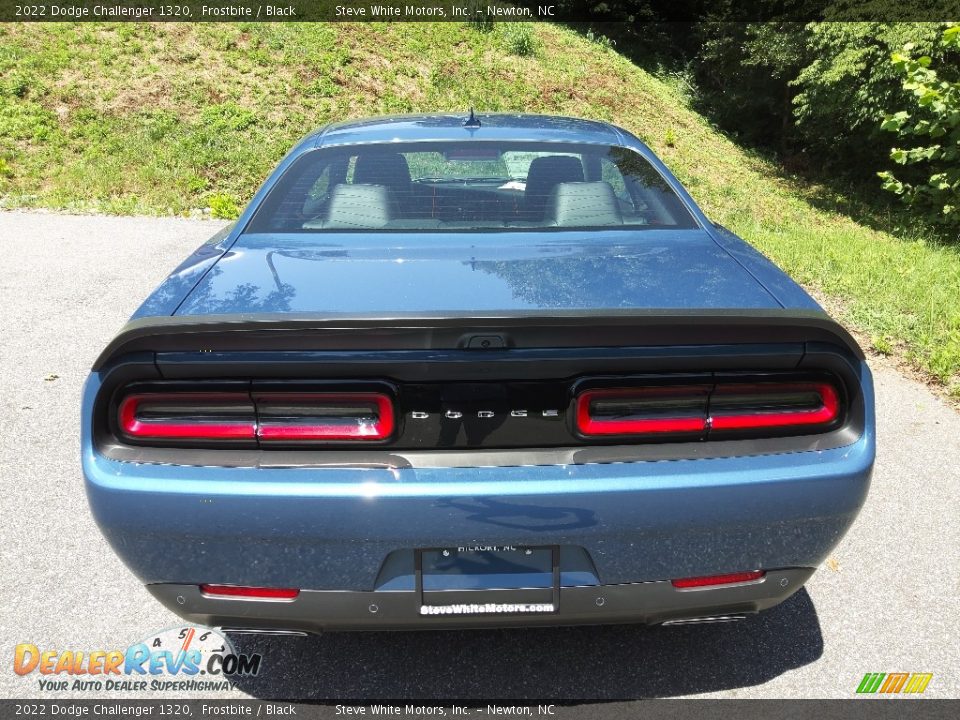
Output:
[879,24,960,226]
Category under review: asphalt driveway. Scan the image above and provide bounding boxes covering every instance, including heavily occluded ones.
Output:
[0,211,957,700]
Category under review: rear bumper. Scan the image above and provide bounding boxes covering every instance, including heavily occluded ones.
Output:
[147,568,814,631]
[83,440,873,586]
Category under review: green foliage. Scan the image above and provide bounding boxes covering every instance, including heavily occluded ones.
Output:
[793,23,950,171]
[502,24,537,57]
[694,23,809,150]
[879,25,960,228]
[585,29,616,51]
[207,193,240,220]
[693,22,955,179]
[466,0,495,32]
[872,335,894,355]
[200,103,257,133]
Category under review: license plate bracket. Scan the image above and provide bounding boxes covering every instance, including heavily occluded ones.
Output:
[415,545,560,616]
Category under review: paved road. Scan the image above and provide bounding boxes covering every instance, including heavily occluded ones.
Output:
[1,211,957,700]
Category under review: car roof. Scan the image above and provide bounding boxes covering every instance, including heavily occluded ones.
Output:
[303,113,627,150]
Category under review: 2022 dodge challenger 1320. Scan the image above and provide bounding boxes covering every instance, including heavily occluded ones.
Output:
[83,113,874,631]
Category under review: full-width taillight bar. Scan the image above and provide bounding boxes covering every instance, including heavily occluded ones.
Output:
[118,391,394,443]
[576,381,841,438]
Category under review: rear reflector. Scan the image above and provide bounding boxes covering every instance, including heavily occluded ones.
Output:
[255,392,394,442]
[118,393,256,440]
[199,584,299,600]
[575,386,710,436]
[671,570,766,589]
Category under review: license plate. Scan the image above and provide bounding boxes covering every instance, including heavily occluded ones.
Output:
[416,545,560,616]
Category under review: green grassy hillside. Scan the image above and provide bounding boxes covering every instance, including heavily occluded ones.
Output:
[2,22,958,393]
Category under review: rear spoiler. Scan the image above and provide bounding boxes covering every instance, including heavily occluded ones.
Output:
[92,309,864,372]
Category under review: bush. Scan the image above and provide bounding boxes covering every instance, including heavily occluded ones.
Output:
[879,25,960,228]
[207,193,240,220]
[502,24,537,57]
[793,23,950,174]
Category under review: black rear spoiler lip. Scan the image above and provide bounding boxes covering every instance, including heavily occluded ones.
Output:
[92,308,864,372]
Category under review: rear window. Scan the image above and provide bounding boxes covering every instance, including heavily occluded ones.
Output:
[248,141,698,233]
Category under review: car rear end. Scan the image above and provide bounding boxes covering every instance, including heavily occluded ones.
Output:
[82,118,874,630]
[83,310,873,631]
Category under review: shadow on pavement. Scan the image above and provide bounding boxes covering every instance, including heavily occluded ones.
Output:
[227,588,822,700]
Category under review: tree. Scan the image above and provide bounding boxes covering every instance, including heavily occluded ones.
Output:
[879,24,960,228]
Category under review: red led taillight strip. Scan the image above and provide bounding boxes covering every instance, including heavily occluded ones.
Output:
[256,392,394,441]
[575,381,841,437]
[117,391,395,443]
[671,570,765,589]
[575,387,709,436]
[709,382,839,430]
[118,393,256,440]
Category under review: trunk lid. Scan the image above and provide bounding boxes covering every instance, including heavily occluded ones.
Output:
[173,230,782,316]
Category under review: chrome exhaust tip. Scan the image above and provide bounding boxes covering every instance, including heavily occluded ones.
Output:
[661,614,748,626]
[220,628,309,637]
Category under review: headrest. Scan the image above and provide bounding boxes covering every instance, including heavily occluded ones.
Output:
[325,184,392,229]
[547,182,623,227]
[353,153,412,190]
[525,156,584,198]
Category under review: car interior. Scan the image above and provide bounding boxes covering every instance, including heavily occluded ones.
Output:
[253,145,697,232]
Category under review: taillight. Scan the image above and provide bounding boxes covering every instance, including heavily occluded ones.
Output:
[671,570,765,589]
[575,380,842,439]
[117,391,394,444]
[709,382,839,431]
[199,584,299,600]
[575,386,710,437]
[255,392,394,442]
[117,393,256,441]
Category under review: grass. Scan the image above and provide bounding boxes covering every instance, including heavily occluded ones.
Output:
[1,21,959,393]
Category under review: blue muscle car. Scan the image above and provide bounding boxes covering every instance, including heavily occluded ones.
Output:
[83,113,874,631]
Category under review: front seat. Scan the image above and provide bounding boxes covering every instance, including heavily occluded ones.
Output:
[353,153,413,216]
[523,156,585,221]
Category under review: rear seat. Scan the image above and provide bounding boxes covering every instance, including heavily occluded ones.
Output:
[303,184,392,229]
[546,181,622,227]
[302,181,624,230]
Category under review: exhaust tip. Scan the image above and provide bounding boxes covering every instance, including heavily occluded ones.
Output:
[220,628,309,637]
[661,614,748,626]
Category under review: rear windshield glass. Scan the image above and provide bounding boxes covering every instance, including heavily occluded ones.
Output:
[247,141,698,233]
